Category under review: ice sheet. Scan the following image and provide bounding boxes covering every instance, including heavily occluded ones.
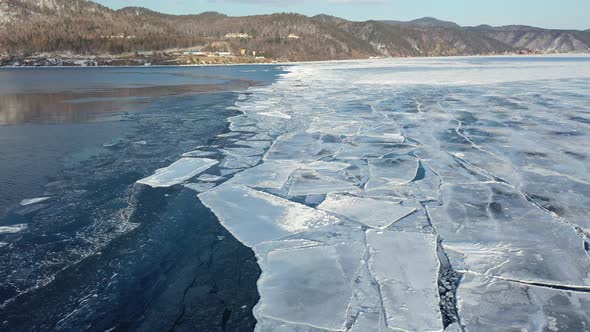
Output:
[349,312,388,332]
[230,161,304,189]
[256,243,363,331]
[288,169,359,196]
[318,194,416,229]
[429,183,590,287]
[198,184,339,247]
[365,156,420,189]
[195,57,590,330]
[366,230,443,331]
[457,273,590,332]
[265,132,342,162]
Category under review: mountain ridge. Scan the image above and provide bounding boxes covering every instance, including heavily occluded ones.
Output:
[0,0,588,63]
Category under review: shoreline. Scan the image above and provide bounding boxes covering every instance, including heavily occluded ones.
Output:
[1,52,589,69]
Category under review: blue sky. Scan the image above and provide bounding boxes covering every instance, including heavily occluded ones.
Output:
[95,0,589,30]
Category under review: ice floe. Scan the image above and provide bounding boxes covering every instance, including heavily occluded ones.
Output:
[19,197,51,206]
[196,174,225,182]
[0,224,28,234]
[137,158,218,188]
[181,150,217,158]
[198,184,340,247]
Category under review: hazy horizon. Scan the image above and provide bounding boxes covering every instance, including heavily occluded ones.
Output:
[95,0,589,30]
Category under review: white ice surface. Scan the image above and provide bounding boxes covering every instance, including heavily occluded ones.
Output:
[137,158,218,188]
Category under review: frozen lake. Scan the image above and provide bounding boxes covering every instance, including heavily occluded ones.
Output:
[198,56,590,331]
[1,56,590,331]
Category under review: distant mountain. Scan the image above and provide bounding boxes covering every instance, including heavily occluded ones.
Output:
[323,19,513,57]
[0,0,588,61]
[382,17,461,29]
[384,18,590,53]
[469,25,590,53]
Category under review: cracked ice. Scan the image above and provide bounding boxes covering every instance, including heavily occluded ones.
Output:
[170,57,590,331]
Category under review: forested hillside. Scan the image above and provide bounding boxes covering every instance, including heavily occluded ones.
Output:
[0,0,588,61]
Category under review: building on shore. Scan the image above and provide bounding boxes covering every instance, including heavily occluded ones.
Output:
[224,33,251,39]
[183,50,206,56]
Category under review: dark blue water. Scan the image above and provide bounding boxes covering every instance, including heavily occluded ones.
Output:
[0,66,280,215]
[0,65,284,331]
[0,66,280,94]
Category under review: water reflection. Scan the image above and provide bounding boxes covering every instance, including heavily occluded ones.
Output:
[0,80,253,125]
